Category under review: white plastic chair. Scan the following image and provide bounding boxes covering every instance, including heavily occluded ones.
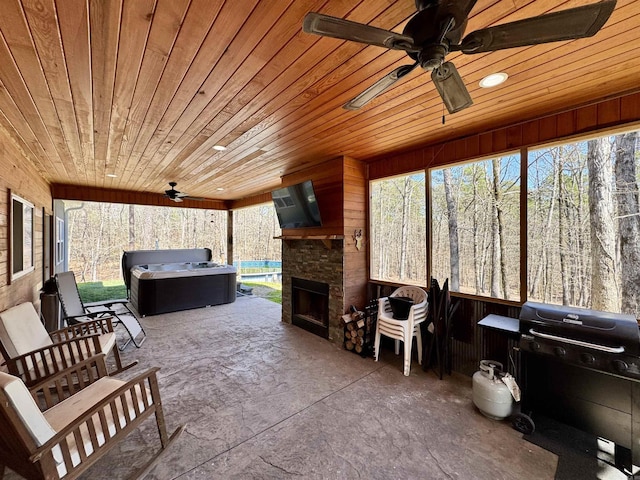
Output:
[374,286,428,376]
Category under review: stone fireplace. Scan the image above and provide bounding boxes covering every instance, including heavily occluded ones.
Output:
[291,277,329,338]
[282,239,344,343]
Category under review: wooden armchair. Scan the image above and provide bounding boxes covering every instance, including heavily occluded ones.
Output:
[0,302,137,387]
[0,355,184,479]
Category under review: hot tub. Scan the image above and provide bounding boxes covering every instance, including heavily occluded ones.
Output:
[130,261,236,316]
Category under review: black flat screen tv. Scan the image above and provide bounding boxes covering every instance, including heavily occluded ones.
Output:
[271,180,322,229]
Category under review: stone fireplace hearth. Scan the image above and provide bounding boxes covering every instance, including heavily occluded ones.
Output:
[282,239,344,343]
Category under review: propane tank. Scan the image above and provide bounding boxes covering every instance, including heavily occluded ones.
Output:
[472,360,514,420]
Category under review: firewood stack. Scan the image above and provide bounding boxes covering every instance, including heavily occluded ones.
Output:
[342,300,378,357]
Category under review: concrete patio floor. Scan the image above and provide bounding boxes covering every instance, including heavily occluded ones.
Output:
[7,295,627,479]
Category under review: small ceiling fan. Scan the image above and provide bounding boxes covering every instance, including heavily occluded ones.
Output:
[302,0,616,114]
[164,182,204,202]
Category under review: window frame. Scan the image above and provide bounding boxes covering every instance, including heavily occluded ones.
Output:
[369,170,427,287]
[9,191,35,282]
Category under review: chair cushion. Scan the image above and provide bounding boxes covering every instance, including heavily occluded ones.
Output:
[44,377,153,477]
[0,303,52,358]
[0,371,56,447]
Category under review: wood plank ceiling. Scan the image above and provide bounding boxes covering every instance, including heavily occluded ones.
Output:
[0,0,638,202]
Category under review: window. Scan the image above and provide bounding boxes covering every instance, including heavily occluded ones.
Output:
[527,129,640,315]
[56,217,65,264]
[370,173,426,285]
[10,193,35,281]
[430,155,520,300]
[233,203,281,276]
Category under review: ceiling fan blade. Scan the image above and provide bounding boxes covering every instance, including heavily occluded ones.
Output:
[344,63,419,110]
[303,12,418,52]
[457,0,616,54]
[431,62,473,114]
[172,197,183,203]
[458,0,479,19]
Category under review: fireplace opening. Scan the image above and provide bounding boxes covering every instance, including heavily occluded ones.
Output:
[292,277,329,338]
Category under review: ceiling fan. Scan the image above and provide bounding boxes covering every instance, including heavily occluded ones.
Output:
[302,0,616,114]
[164,182,204,202]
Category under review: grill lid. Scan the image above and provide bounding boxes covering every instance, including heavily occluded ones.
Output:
[519,301,640,356]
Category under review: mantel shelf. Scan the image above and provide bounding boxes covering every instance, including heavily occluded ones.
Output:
[274,235,344,249]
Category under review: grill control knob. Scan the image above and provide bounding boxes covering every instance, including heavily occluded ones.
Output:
[580,352,596,365]
[554,347,566,358]
[611,360,629,373]
[529,341,540,352]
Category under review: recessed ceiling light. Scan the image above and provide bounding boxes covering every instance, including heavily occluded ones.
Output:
[212,145,227,151]
[216,187,224,191]
[479,72,508,88]
[106,173,117,178]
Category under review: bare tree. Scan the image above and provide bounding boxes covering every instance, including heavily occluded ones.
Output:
[615,131,640,316]
[128,204,135,250]
[443,168,459,290]
[588,138,619,311]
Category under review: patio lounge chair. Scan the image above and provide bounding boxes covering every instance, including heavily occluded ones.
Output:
[55,271,146,350]
[0,302,136,387]
[0,354,184,479]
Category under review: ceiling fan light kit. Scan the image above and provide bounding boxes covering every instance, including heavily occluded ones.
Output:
[303,0,616,114]
[479,72,508,88]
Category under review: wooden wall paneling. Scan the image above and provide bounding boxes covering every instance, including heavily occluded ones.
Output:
[576,104,599,133]
[491,129,507,153]
[0,129,51,311]
[521,119,539,146]
[598,98,622,126]
[538,115,557,143]
[51,184,228,210]
[506,125,522,149]
[343,156,367,311]
[621,92,640,121]
[369,91,640,180]
[556,111,576,138]
[478,132,493,157]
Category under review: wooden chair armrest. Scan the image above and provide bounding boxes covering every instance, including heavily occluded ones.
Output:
[29,368,163,472]
[50,316,115,341]
[29,354,110,409]
[6,335,103,387]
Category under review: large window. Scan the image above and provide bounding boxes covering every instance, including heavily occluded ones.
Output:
[370,173,426,286]
[431,155,520,300]
[369,127,640,315]
[10,193,35,281]
[528,129,640,315]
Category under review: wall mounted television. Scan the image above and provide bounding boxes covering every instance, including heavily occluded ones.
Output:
[271,180,322,229]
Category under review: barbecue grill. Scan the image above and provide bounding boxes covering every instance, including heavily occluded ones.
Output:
[518,301,640,471]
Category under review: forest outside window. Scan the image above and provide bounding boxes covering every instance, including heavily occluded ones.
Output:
[10,193,35,281]
[430,155,520,301]
[370,172,427,286]
[527,128,640,316]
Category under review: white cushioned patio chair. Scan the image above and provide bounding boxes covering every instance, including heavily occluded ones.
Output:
[0,302,136,387]
[374,286,429,376]
[0,354,184,479]
[55,271,146,350]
